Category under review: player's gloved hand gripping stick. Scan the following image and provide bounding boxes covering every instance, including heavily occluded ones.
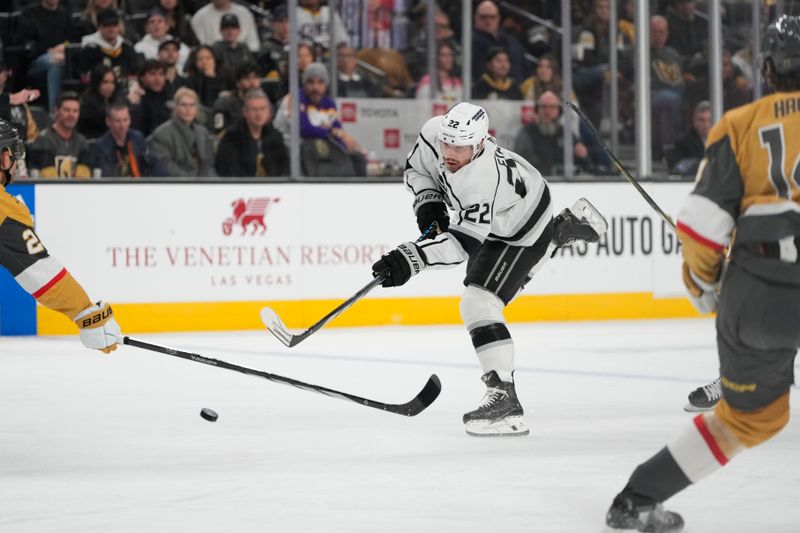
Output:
[260,223,440,348]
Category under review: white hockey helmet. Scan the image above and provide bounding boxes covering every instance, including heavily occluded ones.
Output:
[437,102,489,161]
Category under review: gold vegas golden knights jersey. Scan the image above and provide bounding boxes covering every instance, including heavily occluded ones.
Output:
[677,91,800,287]
[0,184,91,319]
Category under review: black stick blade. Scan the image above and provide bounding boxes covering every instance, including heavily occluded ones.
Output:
[387,374,442,416]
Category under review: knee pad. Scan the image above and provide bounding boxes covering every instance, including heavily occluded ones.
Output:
[460,285,505,330]
[715,393,790,448]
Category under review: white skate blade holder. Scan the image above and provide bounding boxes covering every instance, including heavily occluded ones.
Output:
[570,197,609,237]
[465,416,530,437]
[683,402,716,413]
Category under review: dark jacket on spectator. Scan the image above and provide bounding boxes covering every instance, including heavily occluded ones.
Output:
[91,128,168,177]
[79,38,140,83]
[215,121,289,177]
[665,127,704,175]
[148,118,216,177]
[14,4,75,59]
[212,41,255,73]
[78,91,119,140]
[472,74,523,100]
[186,72,234,108]
[132,89,172,137]
[337,73,381,98]
[513,123,589,176]
[28,127,92,178]
[211,91,244,134]
[666,12,707,58]
[471,29,527,83]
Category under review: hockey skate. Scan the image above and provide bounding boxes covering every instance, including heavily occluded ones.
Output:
[553,197,609,249]
[684,377,722,412]
[463,371,529,437]
[605,492,684,532]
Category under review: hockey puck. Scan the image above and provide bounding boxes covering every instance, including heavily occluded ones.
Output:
[200,408,218,422]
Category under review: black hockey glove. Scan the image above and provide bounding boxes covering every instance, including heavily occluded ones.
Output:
[372,242,426,287]
[414,191,449,237]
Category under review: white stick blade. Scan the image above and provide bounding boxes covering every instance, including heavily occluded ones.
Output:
[260,307,294,347]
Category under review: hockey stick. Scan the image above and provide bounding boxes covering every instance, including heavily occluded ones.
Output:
[565,101,677,232]
[260,223,440,348]
[122,336,442,417]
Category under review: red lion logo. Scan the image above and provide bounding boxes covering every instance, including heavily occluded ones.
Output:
[222,197,280,236]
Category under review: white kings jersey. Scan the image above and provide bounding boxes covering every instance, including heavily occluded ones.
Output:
[403,116,553,267]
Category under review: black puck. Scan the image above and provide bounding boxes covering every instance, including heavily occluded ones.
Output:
[200,408,218,422]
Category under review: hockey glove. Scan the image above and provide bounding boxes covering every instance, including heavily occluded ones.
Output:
[372,242,426,287]
[414,191,449,237]
[682,263,719,314]
[74,301,123,354]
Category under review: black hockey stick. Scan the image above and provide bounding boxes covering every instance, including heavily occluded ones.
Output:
[123,336,442,416]
[565,101,677,232]
[260,222,440,348]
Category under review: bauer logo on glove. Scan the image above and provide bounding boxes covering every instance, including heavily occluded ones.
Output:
[78,304,114,328]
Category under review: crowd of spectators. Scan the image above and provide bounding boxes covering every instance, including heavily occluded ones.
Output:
[0,0,766,178]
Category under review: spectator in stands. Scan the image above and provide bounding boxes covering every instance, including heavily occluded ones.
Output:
[91,102,166,178]
[0,63,40,143]
[212,14,255,73]
[212,62,262,134]
[135,8,190,73]
[216,89,288,177]
[573,0,613,127]
[666,0,707,58]
[191,0,260,52]
[78,65,123,139]
[471,1,527,84]
[521,53,563,102]
[79,9,140,84]
[722,49,752,111]
[130,59,173,137]
[75,0,125,40]
[14,0,74,111]
[403,7,462,82]
[472,47,523,100]
[157,0,196,46]
[148,87,216,177]
[298,0,349,47]
[512,90,590,176]
[337,44,381,98]
[185,45,234,109]
[415,42,462,101]
[274,63,364,175]
[158,37,188,88]
[28,92,92,178]
[257,4,288,84]
[650,15,685,161]
[664,99,710,175]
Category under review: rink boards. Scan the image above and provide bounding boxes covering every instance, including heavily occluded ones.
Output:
[0,181,701,335]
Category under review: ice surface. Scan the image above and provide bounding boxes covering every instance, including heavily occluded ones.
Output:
[2,319,799,533]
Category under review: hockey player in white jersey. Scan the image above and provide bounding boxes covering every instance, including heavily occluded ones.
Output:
[371,102,607,437]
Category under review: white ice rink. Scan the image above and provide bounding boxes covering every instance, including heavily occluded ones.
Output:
[2,318,799,533]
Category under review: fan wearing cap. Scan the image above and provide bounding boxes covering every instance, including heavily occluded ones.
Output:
[190,0,260,52]
[134,8,190,74]
[79,8,140,83]
[277,62,361,155]
[0,120,123,353]
[158,38,189,88]
[212,13,255,74]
